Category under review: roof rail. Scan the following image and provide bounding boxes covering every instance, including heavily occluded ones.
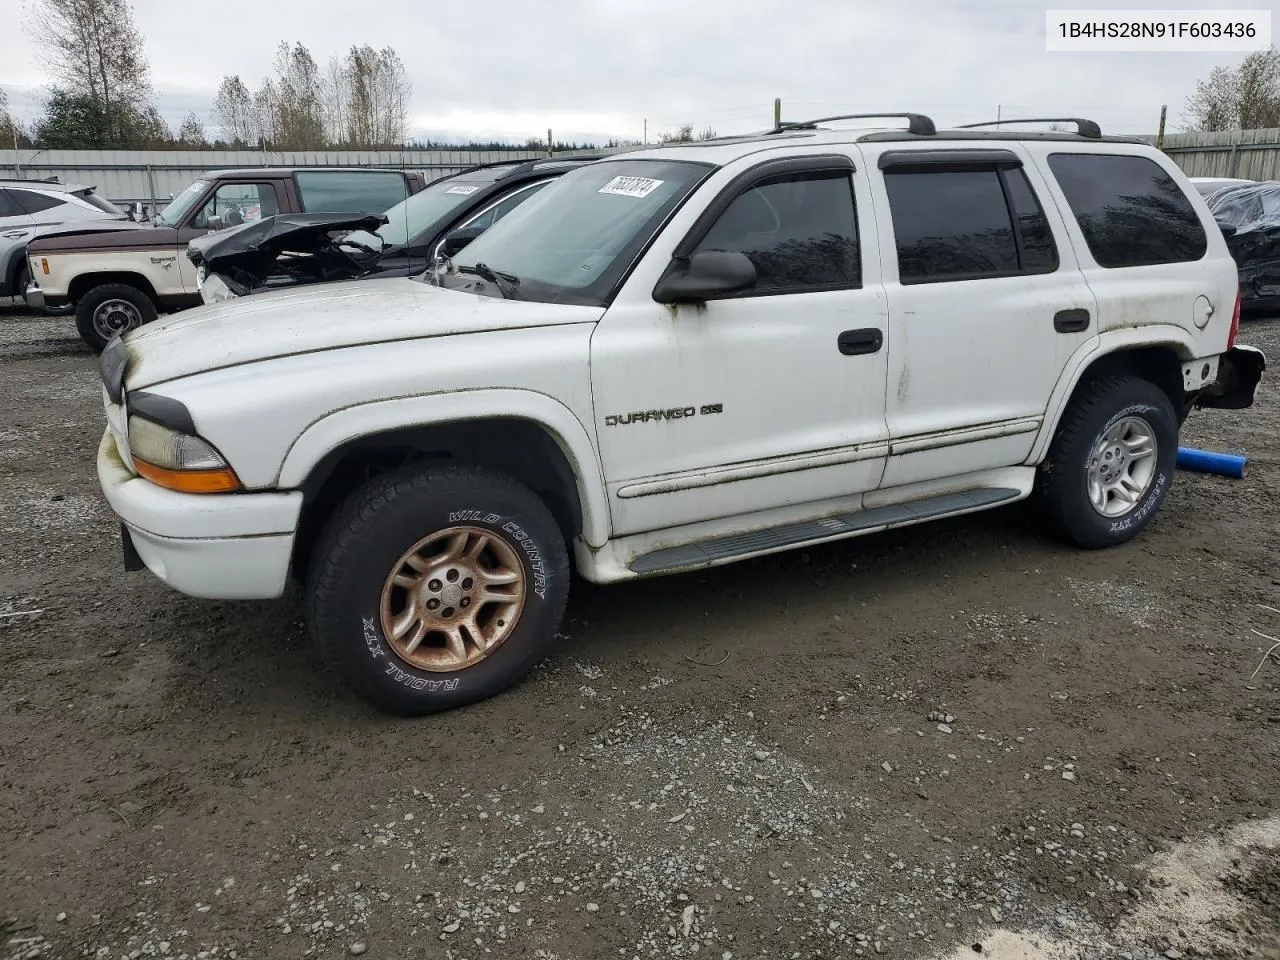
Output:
[771,113,936,136]
[954,117,1102,139]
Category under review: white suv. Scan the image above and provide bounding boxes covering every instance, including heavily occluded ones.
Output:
[94,113,1266,715]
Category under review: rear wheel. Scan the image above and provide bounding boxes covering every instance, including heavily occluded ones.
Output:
[305,464,571,716]
[74,283,157,352]
[1033,375,1178,549]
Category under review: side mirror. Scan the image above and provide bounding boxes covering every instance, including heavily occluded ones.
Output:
[439,224,485,258]
[652,250,757,304]
[206,215,223,232]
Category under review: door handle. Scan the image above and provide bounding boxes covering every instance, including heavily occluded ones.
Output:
[837,328,883,356]
[1054,308,1090,333]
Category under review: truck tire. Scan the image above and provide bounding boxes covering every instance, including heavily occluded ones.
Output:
[1034,374,1178,549]
[305,464,571,716]
[75,283,157,352]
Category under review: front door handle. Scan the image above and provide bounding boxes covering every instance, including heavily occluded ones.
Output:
[1054,308,1090,333]
[837,328,884,356]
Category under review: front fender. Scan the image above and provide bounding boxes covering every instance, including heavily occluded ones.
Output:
[275,389,612,549]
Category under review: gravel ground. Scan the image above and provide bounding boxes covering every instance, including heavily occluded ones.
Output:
[1,301,1279,960]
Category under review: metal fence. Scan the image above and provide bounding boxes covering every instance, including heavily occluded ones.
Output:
[0,147,618,210]
[5,131,1280,212]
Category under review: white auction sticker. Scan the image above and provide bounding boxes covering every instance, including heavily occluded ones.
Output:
[1046,9,1271,51]
[446,184,480,195]
[598,175,665,199]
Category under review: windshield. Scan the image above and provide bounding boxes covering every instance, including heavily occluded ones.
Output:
[448,159,713,306]
[158,178,211,226]
[377,170,513,248]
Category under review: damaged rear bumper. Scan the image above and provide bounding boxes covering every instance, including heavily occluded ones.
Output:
[1195,345,1267,411]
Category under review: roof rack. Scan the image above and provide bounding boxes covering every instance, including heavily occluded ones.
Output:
[771,113,937,136]
[954,117,1102,139]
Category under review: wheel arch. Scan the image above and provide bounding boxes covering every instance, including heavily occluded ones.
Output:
[69,271,160,303]
[1029,327,1197,463]
[278,391,612,577]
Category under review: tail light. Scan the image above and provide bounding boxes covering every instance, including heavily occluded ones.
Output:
[1227,287,1241,350]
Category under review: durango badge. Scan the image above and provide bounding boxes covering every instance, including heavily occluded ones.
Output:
[605,403,722,427]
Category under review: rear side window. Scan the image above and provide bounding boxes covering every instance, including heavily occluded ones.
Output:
[0,189,25,218]
[295,171,410,214]
[9,189,66,214]
[1046,153,1207,267]
[884,167,1058,283]
[692,169,860,293]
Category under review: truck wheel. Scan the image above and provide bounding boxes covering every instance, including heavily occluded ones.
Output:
[1034,375,1178,549]
[305,464,571,716]
[74,283,157,352]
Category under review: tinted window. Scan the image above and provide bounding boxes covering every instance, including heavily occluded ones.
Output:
[1047,153,1207,267]
[10,189,66,214]
[296,171,409,215]
[692,170,859,292]
[378,178,493,248]
[1002,169,1058,272]
[887,169,1018,281]
[75,190,124,215]
[0,189,26,218]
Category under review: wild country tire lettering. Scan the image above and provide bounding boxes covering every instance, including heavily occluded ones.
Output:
[361,616,460,691]
[446,511,549,601]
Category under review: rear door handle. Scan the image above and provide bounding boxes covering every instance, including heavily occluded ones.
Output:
[837,328,884,356]
[1054,308,1090,333]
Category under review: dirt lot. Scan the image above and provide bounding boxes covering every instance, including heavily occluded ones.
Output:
[1,303,1278,960]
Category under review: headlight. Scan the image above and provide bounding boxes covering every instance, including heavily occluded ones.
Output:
[127,415,241,493]
[199,272,239,305]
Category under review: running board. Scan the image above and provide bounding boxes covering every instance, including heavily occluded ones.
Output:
[628,487,1022,575]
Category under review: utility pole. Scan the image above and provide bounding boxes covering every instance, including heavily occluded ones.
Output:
[773,98,781,128]
[643,118,647,144]
[996,104,1002,125]
[1156,104,1167,150]
[547,128,553,157]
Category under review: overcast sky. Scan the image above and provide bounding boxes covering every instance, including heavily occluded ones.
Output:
[0,0,1272,143]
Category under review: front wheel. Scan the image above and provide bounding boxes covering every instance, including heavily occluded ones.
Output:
[305,465,571,716]
[1033,375,1178,549]
[74,282,157,352]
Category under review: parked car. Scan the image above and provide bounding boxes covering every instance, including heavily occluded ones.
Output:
[25,166,429,350]
[185,156,604,304]
[94,113,1264,716]
[1206,180,1280,315]
[0,178,127,304]
[1189,176,1255,202]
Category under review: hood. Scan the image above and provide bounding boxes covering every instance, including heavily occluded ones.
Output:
[28,220,175,252]
[121,277,604,389]
[187,212,390,268]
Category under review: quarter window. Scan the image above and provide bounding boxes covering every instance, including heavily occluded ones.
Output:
[691,170,860,293]
[9,189,66,214]
[884,167,1058,283]
[1046,153,1207,267]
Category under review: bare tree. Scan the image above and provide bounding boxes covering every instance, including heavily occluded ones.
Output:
[26,0,154,144]
[1186,45,1280,130]
[659,123,694,143]
[0,87,16,147]
[177,112,207,146]
[323,45,412,147]
[257,43,325,149]
[214,75,259,145]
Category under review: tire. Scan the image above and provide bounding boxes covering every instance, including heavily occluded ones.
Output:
[1033,375,1178,549]
[15,263,30,305]
[74,283,157,352]
[305,464,571,716]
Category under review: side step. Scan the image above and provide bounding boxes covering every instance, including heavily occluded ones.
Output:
[628,487,1022,575]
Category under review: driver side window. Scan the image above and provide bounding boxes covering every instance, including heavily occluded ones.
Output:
[691,170,861,294]
[191,183,278,229]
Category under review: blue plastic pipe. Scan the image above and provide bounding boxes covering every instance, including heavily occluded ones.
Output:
[1176,446,1247,478]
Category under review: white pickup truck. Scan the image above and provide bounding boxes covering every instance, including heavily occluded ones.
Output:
[94,113,1265,716]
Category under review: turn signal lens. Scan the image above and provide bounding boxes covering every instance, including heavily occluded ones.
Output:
[133,459,242,493]
[1228,288,1241,350]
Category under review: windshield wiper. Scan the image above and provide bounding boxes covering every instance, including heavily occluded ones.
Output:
[457,262,520,299]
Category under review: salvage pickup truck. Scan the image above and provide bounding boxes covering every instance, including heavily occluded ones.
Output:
[26,166,427,350]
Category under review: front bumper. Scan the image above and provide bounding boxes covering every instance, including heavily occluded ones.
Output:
[97,429,303,599]
[23,283,45,309]
[1195,345,1267,411]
